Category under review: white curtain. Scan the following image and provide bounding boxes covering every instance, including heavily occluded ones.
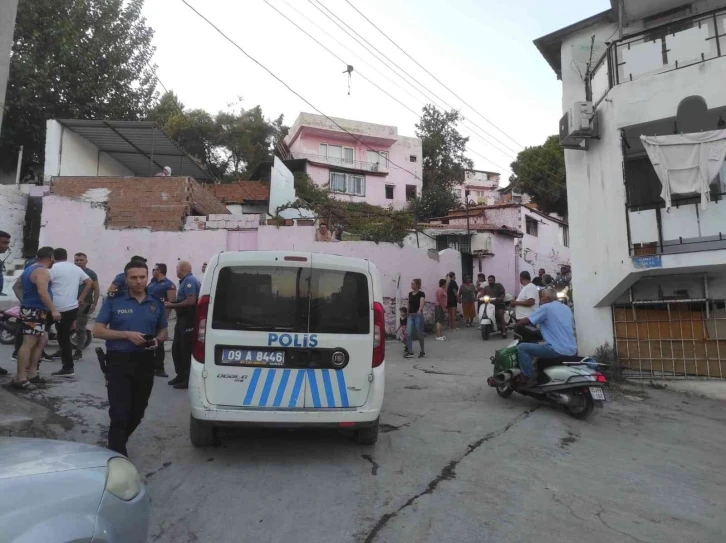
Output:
[641,130,726,210]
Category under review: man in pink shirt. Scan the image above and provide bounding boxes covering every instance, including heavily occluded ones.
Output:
[435,278,448,341]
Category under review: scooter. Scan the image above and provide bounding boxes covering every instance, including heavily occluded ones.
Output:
[486,325,607,419]
[478,294,515,341]
[0,306,93,349]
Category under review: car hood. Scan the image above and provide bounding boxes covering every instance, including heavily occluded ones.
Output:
[0,438,118,480]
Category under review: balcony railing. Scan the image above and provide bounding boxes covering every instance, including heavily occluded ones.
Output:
[589,7,726,104]
[294,152,388,173]
[627,192,726,257]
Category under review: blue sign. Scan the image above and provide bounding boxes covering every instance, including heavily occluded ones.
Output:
[632,255,662,269]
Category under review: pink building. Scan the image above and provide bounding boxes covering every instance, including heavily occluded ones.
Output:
[284,113,422,209]
[458,169,501,206]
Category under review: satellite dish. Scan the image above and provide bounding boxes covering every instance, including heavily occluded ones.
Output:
[571,39,606,68]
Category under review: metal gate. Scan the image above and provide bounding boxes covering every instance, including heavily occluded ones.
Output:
[613,297,726,380]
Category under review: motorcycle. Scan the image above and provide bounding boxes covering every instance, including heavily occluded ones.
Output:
[478,294,515,341]
[486,325,608,419]
[0,306,93,349]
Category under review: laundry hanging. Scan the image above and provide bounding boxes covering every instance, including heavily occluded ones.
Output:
[640,130,726,210]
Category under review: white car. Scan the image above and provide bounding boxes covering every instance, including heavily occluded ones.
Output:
[188,251,386,446]
[0,438,149,542]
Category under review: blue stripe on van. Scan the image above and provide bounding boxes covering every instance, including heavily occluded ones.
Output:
[335,370,349,408]
[273,369,291,407]
[307,369,321,408]
[243,368,262,406]
[321,370,335,407]
[258,369,277,407]
[288,370,305,408]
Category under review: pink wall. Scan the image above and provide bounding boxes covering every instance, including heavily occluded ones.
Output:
[288,129,422,209]
[40,195,227,292]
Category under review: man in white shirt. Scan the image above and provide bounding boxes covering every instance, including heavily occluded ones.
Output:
[49,248,92,377]
[510,271,539,320]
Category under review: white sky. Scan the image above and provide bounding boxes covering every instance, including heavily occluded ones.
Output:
[142,0,610,179]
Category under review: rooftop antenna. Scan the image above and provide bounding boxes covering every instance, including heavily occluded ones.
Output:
[343,65,354,95]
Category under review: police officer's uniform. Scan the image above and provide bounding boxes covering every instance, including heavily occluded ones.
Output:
[171,273,201,386]
[147,277,176,375]
[96,290,167,456]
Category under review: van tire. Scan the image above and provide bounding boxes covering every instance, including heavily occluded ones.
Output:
[355,418,379,445]
[190,415,215,447]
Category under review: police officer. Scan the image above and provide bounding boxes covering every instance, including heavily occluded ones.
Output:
[93,260,168,456]
[147,263,176,378]
[165,260,200,390]
[107,255,147,295]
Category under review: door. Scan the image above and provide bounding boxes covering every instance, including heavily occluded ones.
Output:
[461,252,474,281]
[204,252,312,408]
[303,254,373,408]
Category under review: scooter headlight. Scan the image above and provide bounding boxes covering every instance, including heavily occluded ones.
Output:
[480,295,491,303]
[557,292,566,299]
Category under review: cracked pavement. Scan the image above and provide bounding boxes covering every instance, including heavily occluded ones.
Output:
[1,329,725,542]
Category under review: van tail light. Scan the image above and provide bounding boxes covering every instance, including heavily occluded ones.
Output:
[372,302,385,368]
[192,295,210,363]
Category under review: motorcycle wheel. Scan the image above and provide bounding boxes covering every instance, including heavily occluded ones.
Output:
[481,324,492,341]
[496,383,513,398]
[0,328,15,345]
[84,331,93,348]
[563,389,595,420]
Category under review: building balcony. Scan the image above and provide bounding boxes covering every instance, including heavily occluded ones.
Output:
[590,7,726,105]
[293,152,389,175]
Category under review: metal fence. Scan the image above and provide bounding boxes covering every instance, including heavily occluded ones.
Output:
[613,298,726,379]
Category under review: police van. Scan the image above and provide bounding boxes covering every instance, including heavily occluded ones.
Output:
[188,251,386,446]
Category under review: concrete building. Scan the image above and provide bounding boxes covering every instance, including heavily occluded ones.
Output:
[427,203,570,294]
[284,113,423,209]
[458,169,502,206]
[535,0,726,377]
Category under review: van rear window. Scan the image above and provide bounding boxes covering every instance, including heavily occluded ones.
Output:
[212,266,370,335]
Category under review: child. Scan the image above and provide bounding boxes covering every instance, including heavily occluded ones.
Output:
[397,307,408,348]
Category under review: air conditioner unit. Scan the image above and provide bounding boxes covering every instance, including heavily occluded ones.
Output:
[560,101,599,150]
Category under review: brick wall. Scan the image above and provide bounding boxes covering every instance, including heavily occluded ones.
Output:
[51,176,228,231]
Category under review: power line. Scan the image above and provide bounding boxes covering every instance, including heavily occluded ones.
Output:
[309,0,565,183]
[179,0,422,184]
[344,0,528,151]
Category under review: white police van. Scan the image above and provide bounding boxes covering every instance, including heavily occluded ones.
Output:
[188,251,386,446]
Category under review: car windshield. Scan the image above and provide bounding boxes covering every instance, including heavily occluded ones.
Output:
[212,266,370,334]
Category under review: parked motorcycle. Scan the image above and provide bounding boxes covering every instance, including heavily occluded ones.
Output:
[479,294,515,341]
[486,325,607,419]
[0,306,93,349]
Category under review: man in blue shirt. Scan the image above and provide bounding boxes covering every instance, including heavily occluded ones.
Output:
[147,263,177,378]
[107,255,147,295]
[165,260,200,390]
[515,288,577,387]
[93,260,168,456]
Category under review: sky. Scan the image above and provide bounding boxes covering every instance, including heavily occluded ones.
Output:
[141,0,610,180]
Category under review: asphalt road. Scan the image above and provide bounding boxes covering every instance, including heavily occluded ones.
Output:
[1,329,725,543]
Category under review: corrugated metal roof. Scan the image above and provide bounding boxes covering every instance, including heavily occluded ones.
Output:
[56,119,213,180]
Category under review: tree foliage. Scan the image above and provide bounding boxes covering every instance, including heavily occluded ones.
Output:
[276,174,414,244]
[150,94,287,181]
[412,105,472,219]
[509,135,567,217]
[0,0,157,170]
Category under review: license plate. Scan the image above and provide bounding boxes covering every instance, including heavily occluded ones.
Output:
[220,349,285,367]
[589,387,606,401]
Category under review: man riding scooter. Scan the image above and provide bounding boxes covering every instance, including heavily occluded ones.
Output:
[480,275,507,338]
[513,288,577,388]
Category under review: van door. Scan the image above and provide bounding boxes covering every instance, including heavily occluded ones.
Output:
[303,254,373,408]
[204,252,312,408]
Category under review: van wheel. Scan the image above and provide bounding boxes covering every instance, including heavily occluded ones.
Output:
[190,415,215,447]
[355,418,379,445]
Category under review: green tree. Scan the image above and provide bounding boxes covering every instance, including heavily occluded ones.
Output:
[149,91,184,128]
[0,0,157,171]
[509,135,567,217]
[412,105,472,219]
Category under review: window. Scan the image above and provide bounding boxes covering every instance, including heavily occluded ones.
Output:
[559,225,570,247]
[410,155,417,162]
[329,171,365,196]
[525,216,539,237]
[212,266,369,335]
[385,185,394,199]
[406,185,417,201]
[367,150,388,169]
[319,143,353,164]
